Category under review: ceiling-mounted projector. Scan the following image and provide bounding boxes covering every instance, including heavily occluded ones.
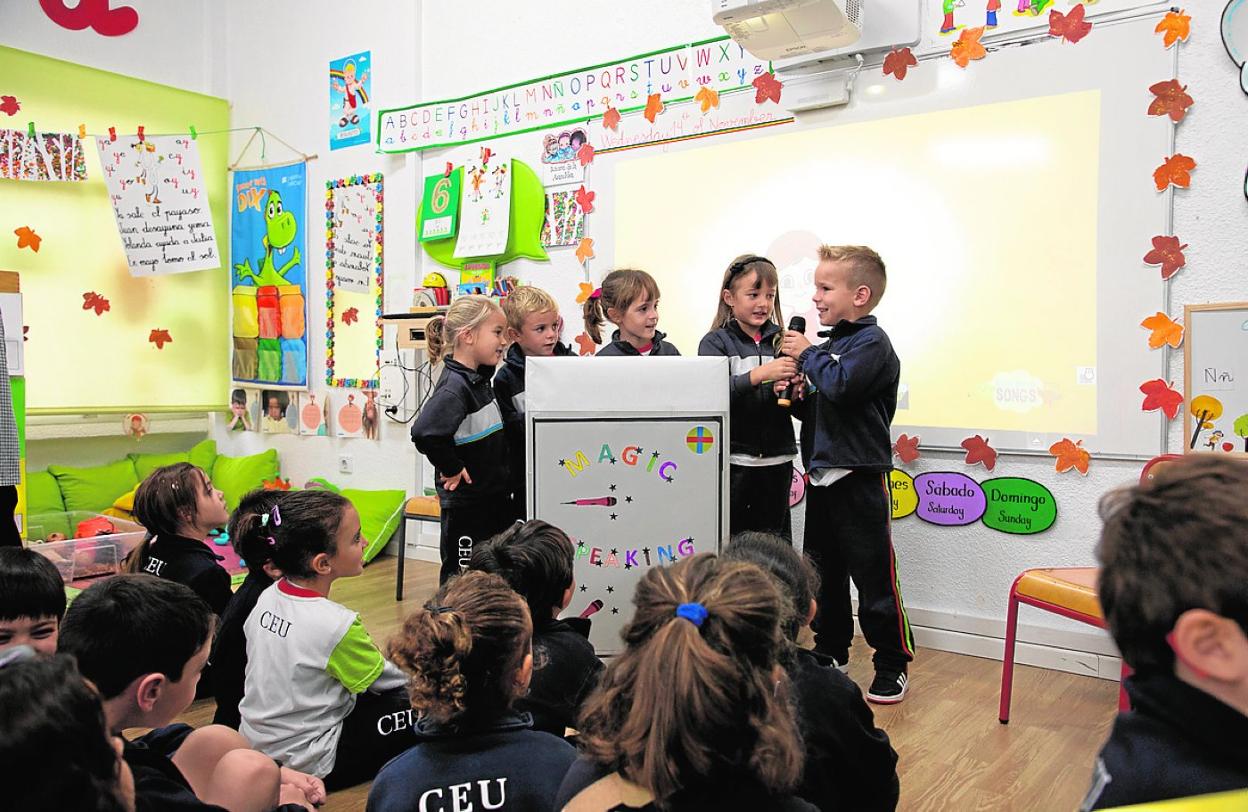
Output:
[712,0,863,61]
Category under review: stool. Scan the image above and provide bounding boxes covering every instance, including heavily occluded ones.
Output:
[396,496,440,601]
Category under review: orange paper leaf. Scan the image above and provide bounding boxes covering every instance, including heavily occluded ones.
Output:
[951,27,987,68]
[149,328,172,350]
[82,291,110,316]
[342,307,359,325]
[575,238,595,265]
[1155,9,1191,48]
[1142,235,1188,280]
[883,47,917,81]
[1048,3,1091,44]
[0,96,19,117]
[576,282,595,305]
[1139,311,1184,349]
[577,143,595,166]
[1147,79,1194,123]
[892,433,921,464]
[13,226,40,252]
[752,72,783,104]
[574,331,597,356]
[1139,379,1184,420]
[1153,153,1196,190]
[1049,438,1090,475]
[960,435,998,471]
[263,477,293,491]
[602,106,621,131]
[574,185,595,214]
[643,93,664,123]
[695,85,720,113]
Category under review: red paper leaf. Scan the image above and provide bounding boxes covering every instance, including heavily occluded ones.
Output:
[883,47,918,81]
[1048,4,1092,44]
[1155,9,1191,49]
[574,185,595,214]
[1147,79,1194,123]
[695,85,720,113]
[960,435,998,471]
[13,226,40,252]
[39,0,139,36]
[574,331,597,356]
[0,96,19,117]
[643,93,664,123]
[342,307,359,325]
[1153,153,1197,190]
[1140,311,1184,349]
[82,291,110,316]
[602,106,621,131]
[575,238,595,265]
[951,27,987,68]
[577,143,595,166]
[752,72,783,105]
[149,328,172,349]
[1139,378,1184,420]
[892,433,921,464]
[1049,438,1090,475]
[1142,235,1188,280]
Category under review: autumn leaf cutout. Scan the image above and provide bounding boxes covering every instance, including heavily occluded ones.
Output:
[1154,153,1197,190]
[342,307,359,326]
[149,329,172,350]
[960,435,998,471]
[1142,235,1188,280]
[1148,80,1194,123]
[892,433,921,464]
[574,331,597,356]
[1049,4,1091,44]
[577,143,595,166]
[643,93,664,123]
[1049,438,1090,475]
[575,282,595,305]
[883,47,917,81]
[951,27,987,68]
[602,107,621,131]
[752,72,783,105]
[574,185,595,214]
[14,226,40,252]
[82,292,110,316]
[0,96,19,117]
[1155,9,1191,49]
[1140,312,1184,349]
[695,85,720,113]
[1139,379,1184,420]
[575,238,595,265]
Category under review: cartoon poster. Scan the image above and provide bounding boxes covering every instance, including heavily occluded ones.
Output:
[540,127,589,186]
[230,162,308,389]
[453,151,512,258]
[330,51,371,150]
[334,389,366,439]
[95,135,219,276]
[541,190,586,248]
[0,128,86,182]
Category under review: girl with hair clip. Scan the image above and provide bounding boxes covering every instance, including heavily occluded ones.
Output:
[125,463,232,617]
[239,489,411,789]
[210,488,287,729]
[410,294,514,583]
[557,553,816,812]
[724,532,900,812]
[367,570,577,812]
[699,255,800,541]
[584,269,680,356]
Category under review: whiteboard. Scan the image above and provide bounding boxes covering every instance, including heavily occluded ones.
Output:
[527,357,729,654]
[1184,303,1248,454]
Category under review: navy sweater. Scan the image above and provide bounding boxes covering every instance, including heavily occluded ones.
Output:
[493,341,573,507]
[595,329,680,357]
[411,359,510,508]
[698,320,797,460]
[517,617,604,736]
[211,571,274,728]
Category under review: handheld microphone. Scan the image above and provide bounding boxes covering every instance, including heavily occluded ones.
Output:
[777,316,806,408]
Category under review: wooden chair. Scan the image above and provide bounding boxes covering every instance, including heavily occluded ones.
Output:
[997,454,1183,724]
[395,495,440,601]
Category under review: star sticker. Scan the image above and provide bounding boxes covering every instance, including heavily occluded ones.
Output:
[610,548,618,555]
[577,540,586,549]
[664,476,674,483]
[594,560,603,567]
[579,584,587,592]
[557,459,566,468]
[625,563,632,570]
[651,451,660,459]
[609,457,617,465]
[610,513,618,520]
[625,496,633,503]
[636,448,644,455]
[642,547,651,556]
[611,607,620,615]
[609,484,617,492]
[606,585,615,593]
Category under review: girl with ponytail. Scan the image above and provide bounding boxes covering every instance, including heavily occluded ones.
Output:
[583,269,680,356]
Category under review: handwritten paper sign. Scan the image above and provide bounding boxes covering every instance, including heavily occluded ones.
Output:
[329,179,378,293]
[95,135,219,276]
[0,128,86,182]
[326,173,383,389]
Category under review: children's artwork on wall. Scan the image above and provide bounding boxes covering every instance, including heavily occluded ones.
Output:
[226,387,259,433]
[417,160,548,269]
[261,389,296,434]
[326,172,383,388]
[1184,302,1248,452]
[297,390,328,436]
[95,135,219,276]
[230,161,308,389]
[0,128,86,181]
[419,169,460,242]
[329,51,371,150]
[334,390,365,439]
[540,128,589,186]
[454,152,512,258]
[541,190,586,248]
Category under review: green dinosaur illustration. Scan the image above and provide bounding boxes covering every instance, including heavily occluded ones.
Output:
[234,190,301,286]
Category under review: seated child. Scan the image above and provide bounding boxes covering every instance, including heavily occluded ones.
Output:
[239,489,411,789]
[469,520,603,735]
[557,554,815,811]
[1082,455,1248,809]
[368,570,577,812]
[59,574,324,811]
[0,648,134,812]
[0,546,66,655]
[724,532,899,812]
[211,489,286,729]
[126,463,233,616]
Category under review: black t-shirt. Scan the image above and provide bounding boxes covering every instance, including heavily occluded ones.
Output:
[211,570,274,728]
[555,757,818,811]
[138,534,232,616]
[517,617,604,735]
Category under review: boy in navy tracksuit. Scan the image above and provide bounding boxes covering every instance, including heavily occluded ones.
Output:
[781,245,915,705]
[1081,456,1248,810]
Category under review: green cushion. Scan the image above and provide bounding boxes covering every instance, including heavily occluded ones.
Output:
[26,470,65,516]
[340,487,407,564]
[129,438,218,481]
[211,449,280,511]
[47,459,140,514]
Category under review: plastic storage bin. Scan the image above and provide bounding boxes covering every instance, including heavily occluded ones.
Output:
[25,512,147,588]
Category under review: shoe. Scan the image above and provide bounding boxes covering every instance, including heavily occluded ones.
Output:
[867,670,908,704]
[810,649,849,673]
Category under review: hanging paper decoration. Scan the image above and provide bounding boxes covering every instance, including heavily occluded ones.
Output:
[883,47,917,81]
[950,27,988,68]
[149,328,172,350]
[39,0,139,37]
[1049,438,1090,475]
[1155,9,1192,49]
[1142,235,1188,280]
[575,282,595,305]
[1048,4,1092,44]
[1139,379,1184,419]
[574,331,597,356]
[575,237,595,265]
[82,291,110,316]
[602,107,621,131]
[1147,80,1195,123]
[643,93,665,123]
[913,472,986,526]
[892,433,921,464]
[0,96,19,117]
[1153,153,1197,190]
[341,307,359,325]
[1140,312,1184,349]
[960,435,998,471]
[576,143,595,166]
[1188,395,1225,449]
[752,72,783,104]
[574,185,595,214]
[695,86,720,113]
[13,226,40,252]
[979,477,1057,535]
[1,128,87,181]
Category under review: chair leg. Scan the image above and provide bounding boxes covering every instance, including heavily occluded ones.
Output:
[1118,661,1132,712]
[999,588,1021,724]
[395,515,407,602]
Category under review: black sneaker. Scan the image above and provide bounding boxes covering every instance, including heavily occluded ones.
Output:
[810,650,850,673]
[867,670,908,704]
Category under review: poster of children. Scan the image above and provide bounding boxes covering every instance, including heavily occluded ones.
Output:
[261,390,297,434]
[329,51,372,150]
[540,127,589,186]
[541,190,586,248]
[226,388,260,433]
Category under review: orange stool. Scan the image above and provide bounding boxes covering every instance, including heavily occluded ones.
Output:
[395,496,439,601]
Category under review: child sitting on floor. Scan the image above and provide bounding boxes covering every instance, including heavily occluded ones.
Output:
[0,546,66,655]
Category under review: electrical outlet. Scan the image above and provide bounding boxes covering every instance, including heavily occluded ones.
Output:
[338,455,353,474]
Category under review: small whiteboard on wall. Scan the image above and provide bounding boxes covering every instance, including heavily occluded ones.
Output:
[1184,303,1248,453]
[527,357,730,654]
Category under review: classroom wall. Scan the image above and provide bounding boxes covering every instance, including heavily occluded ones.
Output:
[418,1,1248,671]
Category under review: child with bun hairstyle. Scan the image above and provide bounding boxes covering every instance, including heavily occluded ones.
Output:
[411,295,514,583]
[557,553,815,811]
[367,570,577,812]
[584,269,680,356]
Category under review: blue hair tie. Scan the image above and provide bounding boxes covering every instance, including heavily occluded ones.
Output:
[675,602,708,628]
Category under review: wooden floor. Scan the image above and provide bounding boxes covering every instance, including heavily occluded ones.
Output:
[176,556,1117,812]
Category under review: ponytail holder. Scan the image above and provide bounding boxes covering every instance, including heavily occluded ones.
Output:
[432,605,454,614]
[588,288,602,300]
[267,536,277,548]
[270,505,282,526]
[675,602,708,628]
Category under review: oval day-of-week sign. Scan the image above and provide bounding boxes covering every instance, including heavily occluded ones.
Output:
[888,469,918,519]
[913,472,986,526]
[980,477,1057,535]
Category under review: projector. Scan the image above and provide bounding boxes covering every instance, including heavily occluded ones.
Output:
[711,0,863,61]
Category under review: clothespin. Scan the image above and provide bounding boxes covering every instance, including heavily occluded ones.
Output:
[188,125,197,140]
[137,125,145,142]
[78,124,86,139]
[443,162,453,178]
[108,126,117,142]
[26,121,34,138]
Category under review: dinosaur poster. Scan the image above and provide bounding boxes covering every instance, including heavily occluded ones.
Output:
[230,162,309,389]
